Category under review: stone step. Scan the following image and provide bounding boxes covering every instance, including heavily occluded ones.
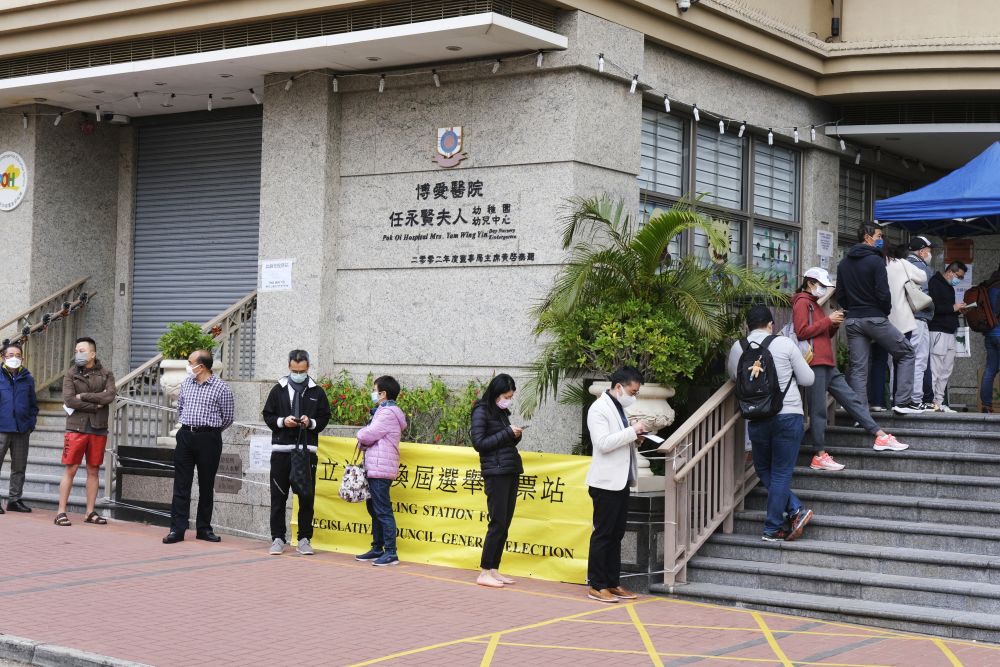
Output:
[2,471,105,498]
[798,446,1000,477]
[789,467,1000,502]
[700,533,1000,585]
[834,409,1000,434]
[733,510,1000,555]
[687,556,1000,614]
[744,487,1000,528]
[652,582,1000,643]
[823,425,1000,454]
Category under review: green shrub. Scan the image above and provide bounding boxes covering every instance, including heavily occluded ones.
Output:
[318,371,487,446]
[156,321,217,360]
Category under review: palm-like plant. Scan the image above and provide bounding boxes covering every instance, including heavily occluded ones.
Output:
[522,195,787,415]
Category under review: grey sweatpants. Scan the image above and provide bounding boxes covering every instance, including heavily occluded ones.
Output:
[807,366,881,453]
[0,431,31,502]
[845,316,915,412]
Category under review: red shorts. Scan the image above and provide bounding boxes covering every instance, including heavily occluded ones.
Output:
[62,432,107,467]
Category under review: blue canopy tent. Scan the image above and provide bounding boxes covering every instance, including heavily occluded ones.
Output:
[874,141,1000,238]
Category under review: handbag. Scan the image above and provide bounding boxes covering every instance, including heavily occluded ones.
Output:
[904,279,933,313]
[289,434,315,497]
[338,445,370,503]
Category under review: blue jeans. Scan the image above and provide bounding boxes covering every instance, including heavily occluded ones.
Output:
[747,414,804,535]
[981,337,1000,407]
[366,478,397,555]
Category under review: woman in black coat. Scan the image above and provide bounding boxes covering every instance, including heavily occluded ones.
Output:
[470,373,523,588]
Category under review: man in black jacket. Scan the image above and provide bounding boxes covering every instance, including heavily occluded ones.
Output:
[835,223,920,414]
[928,261,968,411]
[262,349,332,556]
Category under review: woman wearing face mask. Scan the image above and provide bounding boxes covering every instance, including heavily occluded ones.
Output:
[470,373,523,588]
[794,268,909,472]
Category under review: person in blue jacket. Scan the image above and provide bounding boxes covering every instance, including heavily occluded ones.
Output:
[0,342,38,513]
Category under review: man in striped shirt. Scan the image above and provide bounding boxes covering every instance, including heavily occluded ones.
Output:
[163,348,234,544]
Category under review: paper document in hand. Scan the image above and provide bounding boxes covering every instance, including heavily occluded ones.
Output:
[643,433,665,444]
[63,404,74,415]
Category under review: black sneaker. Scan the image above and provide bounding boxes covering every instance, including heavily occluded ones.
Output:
[892,403,924,415]
[762,529,790,542]
[6,500,30,512]
[355,548,384,561]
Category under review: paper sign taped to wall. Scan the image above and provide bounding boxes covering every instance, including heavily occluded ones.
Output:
[816,230,834,258]
[260,259,293,292]
[248,435,272,473]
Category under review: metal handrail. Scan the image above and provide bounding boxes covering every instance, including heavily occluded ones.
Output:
[657,380,756,587]
[0,277,94,393]
[106,291,258,503]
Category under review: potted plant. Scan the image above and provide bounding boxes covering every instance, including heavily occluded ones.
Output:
[524,195,786,435]
[156,321,219,401]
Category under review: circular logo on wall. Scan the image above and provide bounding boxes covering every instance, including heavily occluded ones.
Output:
[0,151,28,211]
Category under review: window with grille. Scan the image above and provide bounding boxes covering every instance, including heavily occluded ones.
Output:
[754,142,798,221]
[694,125,743,210]
[838,165,867,240]
[639,108,685,197]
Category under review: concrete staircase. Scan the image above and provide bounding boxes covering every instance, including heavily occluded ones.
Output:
[0,399,106,515]
[667,410,1000,642]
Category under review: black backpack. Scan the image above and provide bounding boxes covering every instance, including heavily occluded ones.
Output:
[734,335,791,421]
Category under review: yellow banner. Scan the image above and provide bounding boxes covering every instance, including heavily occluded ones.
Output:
[296,436,591,583]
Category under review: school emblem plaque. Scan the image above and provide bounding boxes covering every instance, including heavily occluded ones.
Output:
[432,126,467,168]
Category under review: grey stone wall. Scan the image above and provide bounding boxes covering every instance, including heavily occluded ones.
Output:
[0,106,39,324]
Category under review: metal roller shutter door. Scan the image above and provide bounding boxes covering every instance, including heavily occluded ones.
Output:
[130,115,262,368]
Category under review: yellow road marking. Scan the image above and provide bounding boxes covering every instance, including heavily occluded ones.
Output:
[627,603,664,667]
[752,611,793,667]
[479,633,500,667]
[471,639,894,666]
[345,599,657,666]
[933,638,965,667]
[565,618,902,640]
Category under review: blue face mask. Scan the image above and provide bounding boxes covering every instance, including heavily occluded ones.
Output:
[874,238,884,250]
[289,372,308,384]
[950,276,962,287]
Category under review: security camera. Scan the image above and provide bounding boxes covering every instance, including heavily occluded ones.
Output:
[677,0,691,10]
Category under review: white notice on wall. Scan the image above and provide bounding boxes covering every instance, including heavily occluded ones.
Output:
[819,255,830,270]
[816,230,834,258]
[248,435,272,473]
[260,259,293,292]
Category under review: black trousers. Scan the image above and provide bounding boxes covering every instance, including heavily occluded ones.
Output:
[480,474,518,569]
[269,450,318,542]
[587,485,630,590]
[170,429,223,534]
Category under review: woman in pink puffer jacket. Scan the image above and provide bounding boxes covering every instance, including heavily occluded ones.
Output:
[354,375,407,567]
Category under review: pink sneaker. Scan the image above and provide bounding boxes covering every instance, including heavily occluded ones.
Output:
[874,434,909,451]
[810,453,845,471]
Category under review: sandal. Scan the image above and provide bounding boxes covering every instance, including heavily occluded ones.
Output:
[84,512,107,525]
[54,512,71,526]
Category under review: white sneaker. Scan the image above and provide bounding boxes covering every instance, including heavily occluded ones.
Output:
[296,538,315,555]
[939,405,956,413]
[874,434,909,451]
[269,538,286,555]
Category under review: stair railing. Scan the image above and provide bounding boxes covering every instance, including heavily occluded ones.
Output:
[0,277,94,393]
[657,380,756,587]
[106,291,258,500]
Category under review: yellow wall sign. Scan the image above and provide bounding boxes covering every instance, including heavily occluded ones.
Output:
[298,436,592,583]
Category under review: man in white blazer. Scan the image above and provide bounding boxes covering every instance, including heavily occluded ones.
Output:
[585,366,650,603]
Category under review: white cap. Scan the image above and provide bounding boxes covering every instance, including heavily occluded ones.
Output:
[803,267,835,287]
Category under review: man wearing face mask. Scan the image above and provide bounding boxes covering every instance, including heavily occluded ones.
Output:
[585,366,650,603]
[56,337,115,526]
[928,261,968,411]
[262,349,331,556]
[163,348,234,544]
[835,223,920,415]
[906,237,936,409]
[0,343,38,514]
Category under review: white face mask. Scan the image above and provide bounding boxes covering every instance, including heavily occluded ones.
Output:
[289,372,308,384]
[371,391,381,404]
[615,387,637,408]
[186,364,200,377]
[812,285,828,298]
[496,397,514,410]
[4,357,21,370]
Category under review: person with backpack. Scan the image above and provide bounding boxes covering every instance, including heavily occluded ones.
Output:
[728,305,815,542]
[834,223,921,415]
[793,268,909,472]
[927,262,968,412]
[975,268,1000,412]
